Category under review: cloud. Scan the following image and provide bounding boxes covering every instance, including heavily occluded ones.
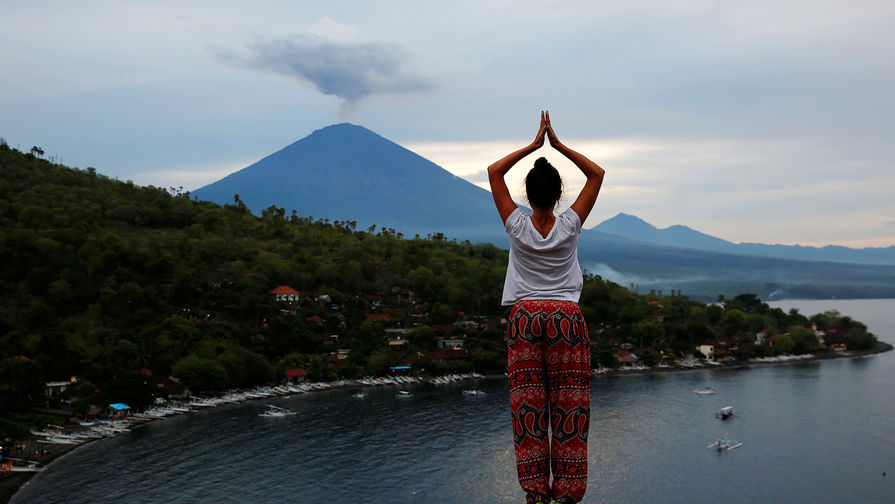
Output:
[579,262,709,290]
[214,26,432,111]
[308,16,360,43]
[131,159,254,191]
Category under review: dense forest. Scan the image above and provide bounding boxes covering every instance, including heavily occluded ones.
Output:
[0,142,878,435]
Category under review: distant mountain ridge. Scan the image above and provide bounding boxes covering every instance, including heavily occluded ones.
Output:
[594,212,895,266]
[192,123,895,300]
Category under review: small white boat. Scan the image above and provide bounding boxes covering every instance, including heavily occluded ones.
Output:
[395,390,413,399]
[692,386,715,395]
[716,406,735,420]
[707,435,742,452]
[352,392,367,399]
[38,435,83,445]
[6,460,44,472]
[258,405,296,417]
[462,389,485,396]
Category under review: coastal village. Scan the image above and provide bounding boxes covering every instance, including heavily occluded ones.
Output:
[4,284,887,501]
[0,145,886,501]
[34,285,867,417]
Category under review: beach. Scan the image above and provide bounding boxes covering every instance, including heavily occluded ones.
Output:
[0,439,84,503]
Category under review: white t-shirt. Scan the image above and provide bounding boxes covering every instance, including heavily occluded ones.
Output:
[501,207,584,305]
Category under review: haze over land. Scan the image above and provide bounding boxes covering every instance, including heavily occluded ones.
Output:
[2,1,895,249]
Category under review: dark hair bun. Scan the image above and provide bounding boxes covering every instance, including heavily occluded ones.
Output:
[525,157,563,209]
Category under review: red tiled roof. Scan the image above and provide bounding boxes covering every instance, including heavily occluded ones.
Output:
[427,349,467,360]
[365,313,391,322]
[269,286,300,295]
[285,368,307,378]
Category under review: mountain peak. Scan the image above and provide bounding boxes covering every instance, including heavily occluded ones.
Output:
[311,122,371,135]
[597,212,659,235]
[191,123,499,242]
[594,212,734,252]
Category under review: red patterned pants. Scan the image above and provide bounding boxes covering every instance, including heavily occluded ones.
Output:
[507,300,590,504]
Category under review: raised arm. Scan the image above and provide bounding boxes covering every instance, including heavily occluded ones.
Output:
[487,112,547,223]
[545,112,604,223]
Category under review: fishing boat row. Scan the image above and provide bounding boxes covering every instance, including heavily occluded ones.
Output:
[114,373,485,422]
[749,353,814,363]
[24,372,488,462]
[357,372,483,386]
[31,419,133,445]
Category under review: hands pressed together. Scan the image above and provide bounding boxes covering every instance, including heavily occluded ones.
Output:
[489,109,604,223]
[532,110,561,150]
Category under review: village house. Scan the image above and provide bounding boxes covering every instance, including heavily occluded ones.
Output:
[386,328,409,347]
[812,325,827,346]
[438,338,465,350]
[269,285,300,303]
[755,329,782,346]
[454,320,479,330]
[388,336,408,347]
[615,349,637,365]
[427,348,469,363]
[823,326,846,346]
[395,288,414,305]
[269,286,301,316]
[45,378,75,397]
[366,294,383,308]
[284,368,307,384]
[697,337,736,361]
[431,324,458,334]
[696,344,714,360]
[365,313,391,323]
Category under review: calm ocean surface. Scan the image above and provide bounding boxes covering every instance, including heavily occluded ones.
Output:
[14,299,895,503]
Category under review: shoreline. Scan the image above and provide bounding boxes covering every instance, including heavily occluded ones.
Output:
[0,438,88,504]
[3,342,891,503]
[591,340,894,378]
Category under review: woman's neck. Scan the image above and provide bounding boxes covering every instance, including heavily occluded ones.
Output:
[531,204,555,219]
[530,205,556,237]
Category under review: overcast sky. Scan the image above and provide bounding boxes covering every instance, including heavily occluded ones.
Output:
[3,1,894,247]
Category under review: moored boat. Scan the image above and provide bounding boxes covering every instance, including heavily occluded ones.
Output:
[707,434,742,452]
[716,406,735,420]
[258,405,296,417]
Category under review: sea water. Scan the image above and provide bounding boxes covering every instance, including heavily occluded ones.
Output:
[13,299,895,503]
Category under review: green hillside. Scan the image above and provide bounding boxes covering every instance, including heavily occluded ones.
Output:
[0,143,878,436]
